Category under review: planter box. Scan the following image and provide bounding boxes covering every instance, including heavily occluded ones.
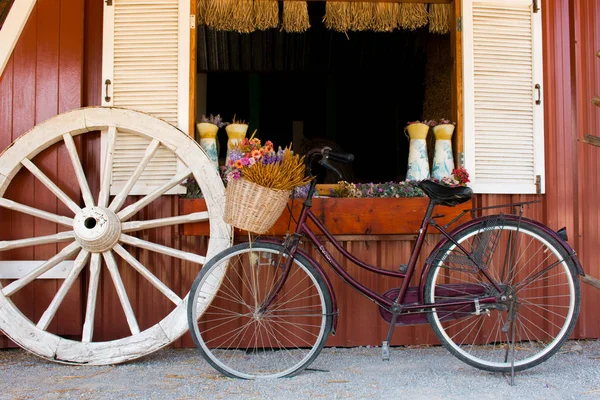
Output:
[180,197,472,236]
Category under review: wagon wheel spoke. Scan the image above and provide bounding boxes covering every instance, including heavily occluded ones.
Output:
[117,167,192,221]
[36,249,91,330]
[21,158,81,214]
[109,138,161,213]
[0,231,74,251]
[82,253,102,343]
[63,133,95,208]
[0,197,73,227]
[103,250,140,335]
[98,126,117,208]
[113,244,181,305]
[1,242,81,297]
[119,233,205,264]
[121,211,209,233]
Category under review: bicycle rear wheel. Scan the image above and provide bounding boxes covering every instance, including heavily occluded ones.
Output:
[425,217,580,372]
[187,241,333,379]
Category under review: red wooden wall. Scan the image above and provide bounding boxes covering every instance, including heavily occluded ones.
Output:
[0,0,599,349]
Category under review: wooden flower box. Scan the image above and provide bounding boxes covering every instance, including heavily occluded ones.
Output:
[180,196,473,237]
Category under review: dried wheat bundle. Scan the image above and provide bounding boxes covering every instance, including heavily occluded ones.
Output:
[323,2,352,32]
[350,2,374,32]
[243,148,311,190]
[429,3,451,34]
[399,3,428,31]
[372,2,400,32]
[282,1,310,33]
[205,0,234,31]
[254,0,279,30]
[230,0,254,33]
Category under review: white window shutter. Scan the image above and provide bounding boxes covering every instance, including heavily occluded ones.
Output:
[101,0,190,195]
[462,0,544,194]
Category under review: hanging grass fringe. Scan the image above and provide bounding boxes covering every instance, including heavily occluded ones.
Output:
[230,0,254,33]
[282,1,310,33]
[428,3,451,34]
[254,0,279,30]
[323,2,351,32]
[399,3,428,31]
[197,0,207,25]
[372,3,399,32]
[205,0,234,31]
[350,2,374,32]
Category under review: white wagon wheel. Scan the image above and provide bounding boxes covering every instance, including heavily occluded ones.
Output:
[0,107,231,365]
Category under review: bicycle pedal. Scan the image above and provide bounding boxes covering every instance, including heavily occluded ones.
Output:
[382,341,390,361]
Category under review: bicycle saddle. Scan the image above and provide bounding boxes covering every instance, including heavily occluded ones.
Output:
[416,180,473,207]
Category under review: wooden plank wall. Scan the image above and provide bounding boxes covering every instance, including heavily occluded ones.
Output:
[1,0,600,349]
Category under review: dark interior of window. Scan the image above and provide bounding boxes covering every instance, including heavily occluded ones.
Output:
[197,2,450,183]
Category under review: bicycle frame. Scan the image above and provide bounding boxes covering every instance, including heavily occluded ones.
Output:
[261,180,499,318]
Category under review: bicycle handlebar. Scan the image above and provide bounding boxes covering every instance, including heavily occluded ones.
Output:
[305,146,355,180]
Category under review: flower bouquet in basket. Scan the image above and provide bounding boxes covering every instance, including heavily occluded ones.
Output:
[223,134,311,234]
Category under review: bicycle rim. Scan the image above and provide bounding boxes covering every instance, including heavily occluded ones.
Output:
[425,219,580,372]
[188,243,332,379]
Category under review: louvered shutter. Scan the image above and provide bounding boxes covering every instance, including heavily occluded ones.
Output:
[462,0,544,194]
[101,0,190,195]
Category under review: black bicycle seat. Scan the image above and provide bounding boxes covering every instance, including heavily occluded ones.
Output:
[416,180,473,207]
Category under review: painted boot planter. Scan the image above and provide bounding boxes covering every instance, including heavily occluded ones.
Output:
[197,122,220,170]
[431,123,455,180]
[225,123,249,166]
[405,122,430,181]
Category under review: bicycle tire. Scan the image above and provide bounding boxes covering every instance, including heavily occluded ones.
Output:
[424,217,580,372]
[187,241,333,379]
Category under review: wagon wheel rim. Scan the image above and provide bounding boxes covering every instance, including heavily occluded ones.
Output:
[0,107,231,365]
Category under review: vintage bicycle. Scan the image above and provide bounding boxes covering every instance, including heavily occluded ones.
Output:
[187,146,583,380]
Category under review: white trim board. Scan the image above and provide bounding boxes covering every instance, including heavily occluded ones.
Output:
[0,0,37,78]
[0,261,72,279]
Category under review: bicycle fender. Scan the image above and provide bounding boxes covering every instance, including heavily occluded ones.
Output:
[419,214,585,294]
[255,238,339,335]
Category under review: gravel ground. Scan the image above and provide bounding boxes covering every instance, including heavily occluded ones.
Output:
[1,340,599,400]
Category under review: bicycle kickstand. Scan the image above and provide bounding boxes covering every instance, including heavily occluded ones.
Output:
[382,309,400,361]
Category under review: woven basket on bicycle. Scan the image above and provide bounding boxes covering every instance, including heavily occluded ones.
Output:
[224,177,291,234]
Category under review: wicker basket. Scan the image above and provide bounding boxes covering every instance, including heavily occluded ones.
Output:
[224,178,292,234]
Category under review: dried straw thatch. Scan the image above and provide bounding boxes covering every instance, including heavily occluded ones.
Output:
[282,1,310,33]
[428,3,451,34]
[230,0,254,33]
[323,2,351,32]
[349,2,374,32]
[372,3,400,32]
[205,0,234,31]
[398,3,428,31]
[254,0,279,30]
[197,0,206,25]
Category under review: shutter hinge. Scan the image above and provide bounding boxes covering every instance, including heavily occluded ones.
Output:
[105,0,112,5]
[533,0,539,13]
[535,175,542,194]
[190,14,196,29]
[456,17,462,32]
[457,151,465,167]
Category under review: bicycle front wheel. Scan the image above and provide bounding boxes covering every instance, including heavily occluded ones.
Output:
[425,217,580,372]
[187,241,333,379]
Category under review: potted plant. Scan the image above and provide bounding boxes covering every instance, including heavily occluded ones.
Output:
[197,114,226,170]
[428,118,456,180]
[223,134,311,234]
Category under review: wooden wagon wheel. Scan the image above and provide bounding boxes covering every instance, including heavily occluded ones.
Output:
[0,107,231,364]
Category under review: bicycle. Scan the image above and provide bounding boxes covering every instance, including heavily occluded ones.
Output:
[187,147,583,380]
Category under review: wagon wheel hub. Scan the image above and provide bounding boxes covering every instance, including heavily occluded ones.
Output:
[74,207,121,252]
